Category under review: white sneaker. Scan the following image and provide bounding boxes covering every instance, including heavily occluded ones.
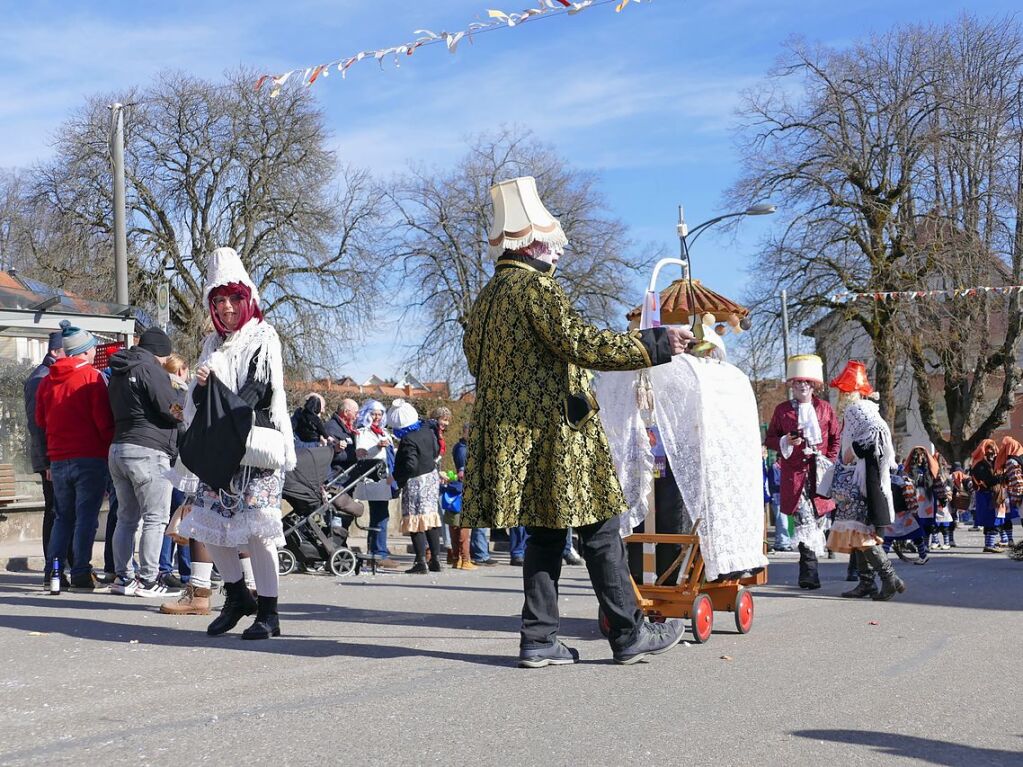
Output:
[108,576,139,596]
[135,580,181,599]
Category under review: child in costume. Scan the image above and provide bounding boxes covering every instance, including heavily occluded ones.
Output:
[903,447,953,552]
[994,436,1022,548]
[970,439,1006,553]
[883,464,929,564]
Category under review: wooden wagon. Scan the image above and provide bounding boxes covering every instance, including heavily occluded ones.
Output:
[599,518,767,643]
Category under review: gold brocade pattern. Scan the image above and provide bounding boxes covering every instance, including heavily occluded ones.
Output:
[461,261,651,529]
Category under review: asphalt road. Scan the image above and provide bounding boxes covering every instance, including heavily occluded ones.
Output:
[1,529,1020,767]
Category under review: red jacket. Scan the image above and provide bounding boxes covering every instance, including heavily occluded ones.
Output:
[764,397,840,517]
[35,357,115,462]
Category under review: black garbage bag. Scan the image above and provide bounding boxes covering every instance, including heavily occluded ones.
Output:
[179,373,252,493]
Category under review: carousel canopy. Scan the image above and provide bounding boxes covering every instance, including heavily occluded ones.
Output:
[626,278,749,325]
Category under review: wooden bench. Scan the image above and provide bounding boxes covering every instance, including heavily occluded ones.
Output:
[0,464,21,511]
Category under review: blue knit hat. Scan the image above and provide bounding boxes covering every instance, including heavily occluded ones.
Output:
[47,331,63,352]
[59,319,96,356]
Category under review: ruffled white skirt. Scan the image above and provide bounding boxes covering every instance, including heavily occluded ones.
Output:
[180,467,285,548]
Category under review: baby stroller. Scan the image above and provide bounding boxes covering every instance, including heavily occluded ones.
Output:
[279,446,388,577]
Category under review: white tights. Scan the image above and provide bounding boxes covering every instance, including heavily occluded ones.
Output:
[206,537,279,598]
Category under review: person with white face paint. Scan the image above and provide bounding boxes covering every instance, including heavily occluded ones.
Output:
[764,355,841,590]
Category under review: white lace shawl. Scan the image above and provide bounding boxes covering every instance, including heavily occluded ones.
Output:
[840,398,895,520]
[595,356,769,580]
[184,320,296,471]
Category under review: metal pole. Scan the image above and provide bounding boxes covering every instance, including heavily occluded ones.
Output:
[780,288,791,380]
[111,103,129,308]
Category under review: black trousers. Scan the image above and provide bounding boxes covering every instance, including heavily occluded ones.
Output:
[522,515,640,652]
[40,472,72,571]
[103,479,118,574]
[798,542,819,585]
[628,462,689,584]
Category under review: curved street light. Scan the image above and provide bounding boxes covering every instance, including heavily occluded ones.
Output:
[672,202,777,341]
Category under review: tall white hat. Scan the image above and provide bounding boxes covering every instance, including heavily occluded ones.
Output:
[786,354,824,383]
[488,176,568,259]
[203,247,260,307]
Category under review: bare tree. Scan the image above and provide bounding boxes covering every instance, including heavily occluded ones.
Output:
[896,17,1023,462]
[386,126,658,385]
[731,27,942,422]
[27,70,387,374]
[733,16,1023,462]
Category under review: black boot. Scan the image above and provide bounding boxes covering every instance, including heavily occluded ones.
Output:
[407,532,429,574]
[797,543,820,589]
[841,551,878,598]
[426,527,443,572]
[242,596,280,640]
[845,556,859,582]
[206,579,258,636]
[862,545,906,601]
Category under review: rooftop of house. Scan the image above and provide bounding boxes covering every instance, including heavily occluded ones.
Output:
[0,269,153,331]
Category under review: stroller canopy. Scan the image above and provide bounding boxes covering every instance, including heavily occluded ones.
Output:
[284,445,334,508]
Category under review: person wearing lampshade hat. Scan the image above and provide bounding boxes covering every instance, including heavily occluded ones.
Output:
[763,354,841,589]
[827,360,906,600]
[461,176,694,667]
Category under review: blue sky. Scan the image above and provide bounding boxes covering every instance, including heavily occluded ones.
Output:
[1,0,1017,380]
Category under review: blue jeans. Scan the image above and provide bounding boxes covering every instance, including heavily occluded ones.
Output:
[470,528,491,562]
[159,488,192,581]
[563,527,576,557]
[509,526,528,558]
[160,537,193,580]
[48,457,109,577]
[772,494,792,550]
[367,500,391,558]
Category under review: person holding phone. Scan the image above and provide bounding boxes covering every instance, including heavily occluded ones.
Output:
[353,400,399,569]
[764,355,841,589]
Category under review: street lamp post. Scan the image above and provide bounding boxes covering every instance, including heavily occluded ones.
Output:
[674,202,776,334]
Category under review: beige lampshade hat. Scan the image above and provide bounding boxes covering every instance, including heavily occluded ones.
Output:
[786,354,824,383]
[488,176,569,259]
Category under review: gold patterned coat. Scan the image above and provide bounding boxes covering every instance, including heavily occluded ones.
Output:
[461,253,672,530]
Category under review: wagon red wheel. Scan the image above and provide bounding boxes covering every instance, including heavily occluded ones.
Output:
[691,594,713,643]
[597,607,611,638]
[734,588,754,634]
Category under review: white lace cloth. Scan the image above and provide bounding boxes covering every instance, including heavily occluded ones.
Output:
[593,370,654,535]
[595,356,769,580]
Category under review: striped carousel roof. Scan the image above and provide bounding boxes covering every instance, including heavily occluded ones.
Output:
[625,278,749,324]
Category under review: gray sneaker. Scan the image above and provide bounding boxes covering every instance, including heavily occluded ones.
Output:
[518,641,580,669]
[612,619,686,665]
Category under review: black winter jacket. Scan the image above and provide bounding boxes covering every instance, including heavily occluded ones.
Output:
[107,346,181,456]
[393,423,440,488]
[324,414,358,471]
[23,354,57,473]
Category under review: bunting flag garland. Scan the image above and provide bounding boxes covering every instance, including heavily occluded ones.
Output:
[258,0,650,97]
[830,285,1023,304]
